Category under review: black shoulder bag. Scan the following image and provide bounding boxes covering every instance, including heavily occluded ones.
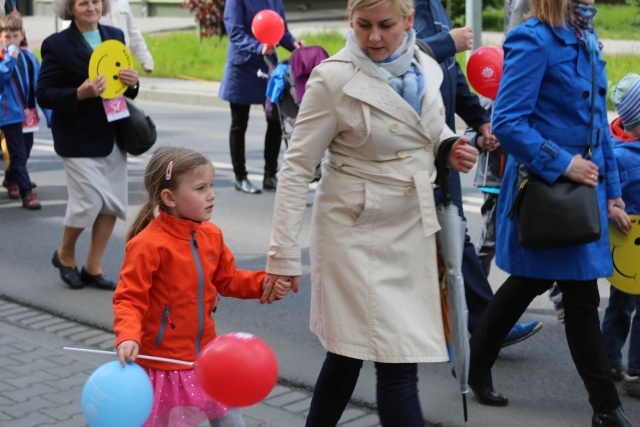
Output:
[508,60,601,250]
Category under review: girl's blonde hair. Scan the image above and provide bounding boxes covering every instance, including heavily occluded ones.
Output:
[530,0,573,27]
[54,0,110,21]
[126,146,212,241]
[347,0,414,17]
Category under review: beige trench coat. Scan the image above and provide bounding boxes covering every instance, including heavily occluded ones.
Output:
[267,48,455,363]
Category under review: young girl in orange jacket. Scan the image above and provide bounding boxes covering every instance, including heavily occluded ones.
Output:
[113,146,292,427]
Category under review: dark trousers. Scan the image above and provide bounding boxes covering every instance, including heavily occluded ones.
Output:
[469,275,621,413]
[3,123,34,196]
[306,352,424,427]
[229,102,282,181]
[447,169,494,334]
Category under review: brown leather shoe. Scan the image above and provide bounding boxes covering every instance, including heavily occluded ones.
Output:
[22,191,41,210]
[3,179,19,199]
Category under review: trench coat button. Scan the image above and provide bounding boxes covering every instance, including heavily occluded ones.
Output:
[424,142,434,152]
[404,187,414,196]
[583,91,589,98]
[396,150,408,159]
[440,106,446,115]
[267,250,277,257]
[599,88,606,96]
[389,123,400,133]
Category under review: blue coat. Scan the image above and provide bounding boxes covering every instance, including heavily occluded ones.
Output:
[611,121,640,216]
[493,18,621,281]
[0,48,50,127]
[218,0,296,105]
[35,22,138,158]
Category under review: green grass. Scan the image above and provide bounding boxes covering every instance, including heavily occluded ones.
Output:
[139,30,346,81]
[481,4,640,38]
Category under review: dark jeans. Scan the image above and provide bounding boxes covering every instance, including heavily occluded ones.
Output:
[229,102,282,181]
[446,169,494,334]
[3,123,34,196]
[475,192,498,276]
[602,285,640,375]
[470,275,621,413]
[306,352,424,427]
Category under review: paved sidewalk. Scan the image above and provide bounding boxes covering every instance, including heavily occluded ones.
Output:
[0,297,380,427]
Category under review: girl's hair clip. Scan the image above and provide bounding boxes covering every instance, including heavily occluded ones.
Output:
[166,161,173,181]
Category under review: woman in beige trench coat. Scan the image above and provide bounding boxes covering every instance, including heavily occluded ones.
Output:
[262,0,478,425]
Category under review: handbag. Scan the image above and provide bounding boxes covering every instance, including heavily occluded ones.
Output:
[115,99,157,156]
[509,59,601,250]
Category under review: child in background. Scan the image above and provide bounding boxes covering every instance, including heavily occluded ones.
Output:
[113,147,293,426]
[466,96,506,276]
[603,73,640,399]
[0,14,46,209]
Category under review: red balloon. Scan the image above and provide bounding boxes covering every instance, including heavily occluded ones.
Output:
[196,332,278,408]
[466,46,504,100]
[251,10,285,45]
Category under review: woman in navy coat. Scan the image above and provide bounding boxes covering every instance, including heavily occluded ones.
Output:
[218,0,301,194]
[468,0,635,425]
[36,0,139,291]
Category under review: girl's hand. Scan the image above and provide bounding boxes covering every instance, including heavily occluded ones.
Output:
[77,75,106,100]
[608,197,629,233]
[293,40,306,49]
[116,340,139,367]
[119,69,139,87]
[449,136,478,173]
[261,274,299,304]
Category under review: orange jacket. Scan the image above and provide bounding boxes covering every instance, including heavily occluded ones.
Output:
[113,210,265,371]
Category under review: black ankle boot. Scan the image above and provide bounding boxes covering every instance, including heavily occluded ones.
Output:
[469,370,509,407]
[592,407,636,427]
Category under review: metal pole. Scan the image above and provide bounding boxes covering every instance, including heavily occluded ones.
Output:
[465,0,482,62]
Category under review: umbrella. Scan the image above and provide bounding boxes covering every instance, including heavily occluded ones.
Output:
[436,202,470,422]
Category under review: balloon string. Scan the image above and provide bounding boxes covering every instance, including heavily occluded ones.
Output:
[63,347,195,366]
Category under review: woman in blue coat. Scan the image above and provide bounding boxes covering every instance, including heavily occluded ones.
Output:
[219,0,301,194]
[468,0,635,425]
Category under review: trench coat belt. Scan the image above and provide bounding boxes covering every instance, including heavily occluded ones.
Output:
[325,152,441,237]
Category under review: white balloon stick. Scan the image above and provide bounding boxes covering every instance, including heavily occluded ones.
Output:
[63,346,195,366]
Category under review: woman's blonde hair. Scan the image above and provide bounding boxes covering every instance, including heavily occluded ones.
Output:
[54,0,110,21]
[126,146,212,241]
[347,0,414,17]
[530,0,573,27]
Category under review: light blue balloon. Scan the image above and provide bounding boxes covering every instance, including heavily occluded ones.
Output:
[81,360,154,427]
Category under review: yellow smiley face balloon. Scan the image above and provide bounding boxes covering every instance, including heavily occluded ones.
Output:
[608,214,640,295]
[88,40,133,100]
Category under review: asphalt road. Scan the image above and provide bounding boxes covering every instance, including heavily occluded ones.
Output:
[1,100,638,427]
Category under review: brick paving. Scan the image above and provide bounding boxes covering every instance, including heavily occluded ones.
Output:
[0,298,380,426]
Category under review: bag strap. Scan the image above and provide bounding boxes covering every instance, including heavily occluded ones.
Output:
[585,58,596,160]
[415,39,436,60]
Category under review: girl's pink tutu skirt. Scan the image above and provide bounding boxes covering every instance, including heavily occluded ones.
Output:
[143,368,243,427]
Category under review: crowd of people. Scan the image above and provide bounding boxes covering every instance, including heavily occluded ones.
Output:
[1,0,638,425]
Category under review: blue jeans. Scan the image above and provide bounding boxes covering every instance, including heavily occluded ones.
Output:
[3,123,34,196]
[602,286,640,375]
[305,352,424,427]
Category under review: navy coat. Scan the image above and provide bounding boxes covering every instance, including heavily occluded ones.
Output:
[493,18,621,281]
[36,22,138,158]
[414,0,490,208]
[218,0,296,105]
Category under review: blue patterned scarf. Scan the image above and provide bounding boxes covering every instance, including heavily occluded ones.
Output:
[569,3,603,61]
[346,29,425,113]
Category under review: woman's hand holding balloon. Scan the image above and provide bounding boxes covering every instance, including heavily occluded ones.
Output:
[116,340,140,367]
[449,137,478,173]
